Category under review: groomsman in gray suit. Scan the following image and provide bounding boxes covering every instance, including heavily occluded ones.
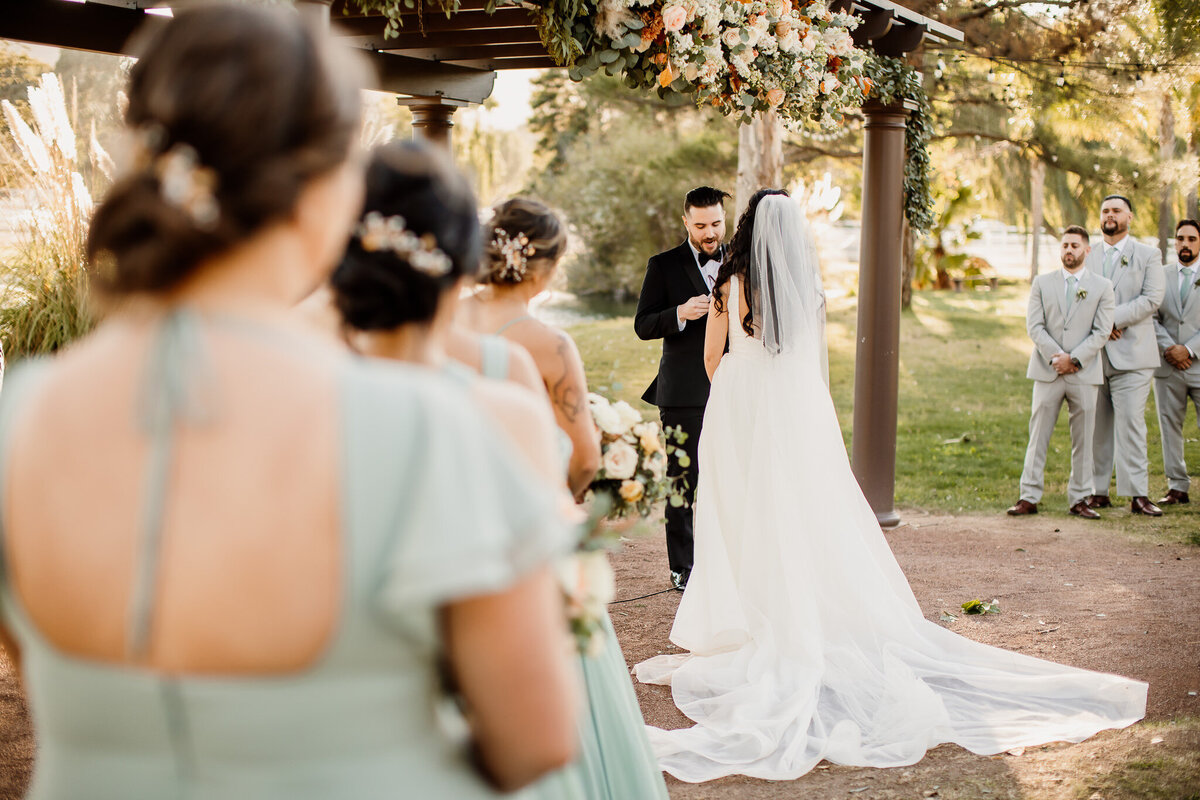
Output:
[1009,226,1116,517]
[1151,219,1200,505]
[1085,195,1166,516]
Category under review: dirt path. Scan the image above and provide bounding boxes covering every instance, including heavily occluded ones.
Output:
[0,513,1196,798]
[611,512,1200,799]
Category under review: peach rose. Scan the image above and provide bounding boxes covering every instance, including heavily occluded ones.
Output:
[776,19,793,36]
[662,4,688,32]
[602,440,639,479]
[658,63,678,88]
[766,87,786,107]
[619,479,645,503]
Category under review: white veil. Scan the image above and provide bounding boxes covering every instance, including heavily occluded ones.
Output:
[747,194,828,384]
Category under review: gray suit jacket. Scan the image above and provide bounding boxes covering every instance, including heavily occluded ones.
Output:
[1026,269,1115,385]
[1084,238,1164,371]
[1152,260,1200,379]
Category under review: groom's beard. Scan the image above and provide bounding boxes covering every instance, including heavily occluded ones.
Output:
[690,235,722,256]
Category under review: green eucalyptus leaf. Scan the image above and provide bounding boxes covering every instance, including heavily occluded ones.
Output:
[598,48,619,64]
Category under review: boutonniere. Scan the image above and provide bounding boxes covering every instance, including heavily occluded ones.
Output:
[1193,277,1200,288]
[1076,288,1088,300]
[1120,255,1130,267]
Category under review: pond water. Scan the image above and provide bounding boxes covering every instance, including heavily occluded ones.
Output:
[532,291,638,328]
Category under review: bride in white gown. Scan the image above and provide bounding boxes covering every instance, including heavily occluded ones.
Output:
[634,191,1147,783]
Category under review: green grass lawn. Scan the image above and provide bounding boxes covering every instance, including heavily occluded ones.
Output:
[570,286,1200,544]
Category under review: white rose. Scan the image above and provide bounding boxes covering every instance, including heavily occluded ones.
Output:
[722,27,742,50]
[612,400,641,432]
[800,32,817,52]
[778,29,800,52]
[591,402,623,435]
[662,4,688,31]
[557,551,615,622]
[601,440,639,479]
[644,450,667,481]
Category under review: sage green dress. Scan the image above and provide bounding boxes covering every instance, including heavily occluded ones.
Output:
[0,312,574,800]
[479,336,670,800]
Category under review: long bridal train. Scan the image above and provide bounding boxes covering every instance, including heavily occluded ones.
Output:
[634,278,1146,783]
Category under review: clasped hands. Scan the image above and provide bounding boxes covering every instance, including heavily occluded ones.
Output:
[1164,344,1193,370]
[679,294,710,321]
[1050,352,1079,375]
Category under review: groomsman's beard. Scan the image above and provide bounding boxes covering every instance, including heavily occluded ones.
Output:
[1101,219,1126,236]
[1178,249,1196,265]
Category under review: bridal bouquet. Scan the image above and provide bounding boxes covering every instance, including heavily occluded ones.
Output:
[586,392,688,519]
[557,393,687,656]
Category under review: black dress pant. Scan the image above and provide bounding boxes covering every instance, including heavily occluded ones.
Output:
[659,405,704,575]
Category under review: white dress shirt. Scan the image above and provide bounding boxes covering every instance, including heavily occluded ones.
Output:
[676,242,723,330]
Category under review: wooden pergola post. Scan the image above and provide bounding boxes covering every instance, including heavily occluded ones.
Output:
[397,97,468,150]
[851,98,917,529]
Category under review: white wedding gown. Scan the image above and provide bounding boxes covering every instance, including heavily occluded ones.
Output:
[634,276,1147,783]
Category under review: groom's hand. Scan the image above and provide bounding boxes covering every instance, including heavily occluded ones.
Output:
[679,295,710,321]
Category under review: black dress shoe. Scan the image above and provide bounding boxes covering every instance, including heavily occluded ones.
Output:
[1131,496,1163,516]
[670,570,690,591]
[1069,500,1101,519]
[1159,489,1190,505]
[1006,499,1038,516]
[1086,494,1112,509]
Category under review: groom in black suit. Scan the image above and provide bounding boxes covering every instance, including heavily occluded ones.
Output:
[635,186,730,591]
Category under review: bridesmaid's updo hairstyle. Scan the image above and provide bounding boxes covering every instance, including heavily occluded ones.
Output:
[480,198,567,285]
[87,5,368,294]
[331,140,481,330]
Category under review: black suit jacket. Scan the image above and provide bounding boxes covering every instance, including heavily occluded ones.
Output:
[635,241,712,407]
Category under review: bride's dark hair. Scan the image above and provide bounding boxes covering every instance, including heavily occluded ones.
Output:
[713,188,789,337]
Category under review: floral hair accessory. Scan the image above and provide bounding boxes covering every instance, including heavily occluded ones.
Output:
[131,123,220,229]
[357,211,452,277]
[493,228,536,281]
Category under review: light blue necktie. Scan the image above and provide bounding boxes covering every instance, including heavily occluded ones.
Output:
[1103,247,1119,279]
[1067,275,1078,306]
[1182,266,1194,305]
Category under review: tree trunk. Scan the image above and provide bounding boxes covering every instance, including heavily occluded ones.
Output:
[1030,158,1045,282]
[1188,134,1198,220]
[900,216,914,309]
[735,110,783,219]
[1159,91,1176,256]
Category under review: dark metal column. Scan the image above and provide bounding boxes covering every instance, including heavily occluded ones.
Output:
[852,99,914,529]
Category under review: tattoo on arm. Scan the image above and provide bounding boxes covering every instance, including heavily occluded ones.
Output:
[548,335,585,424]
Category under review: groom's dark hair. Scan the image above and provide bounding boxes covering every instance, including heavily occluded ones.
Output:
[1102,194,1134,213]
[684,186,731,213]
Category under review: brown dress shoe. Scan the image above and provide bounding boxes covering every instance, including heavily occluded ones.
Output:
[1069,501,1100,519]
[1130,496,1163,516]
[1159,489,1190,505]
[1086,494,1112,509]
[1006,499,1038,516]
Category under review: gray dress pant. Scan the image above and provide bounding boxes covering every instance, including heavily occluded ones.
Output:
[1019,379,1097,507]
[1093,367,1153,497]
[1153,369,1200,492]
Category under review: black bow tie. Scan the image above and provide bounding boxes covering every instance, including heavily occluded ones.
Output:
[698,248,723,267]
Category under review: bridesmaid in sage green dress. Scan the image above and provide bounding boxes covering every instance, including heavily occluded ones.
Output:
[0,10,579,798]
[330,147,669,800]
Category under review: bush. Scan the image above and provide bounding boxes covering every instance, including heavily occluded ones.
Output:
[0,72,105,361]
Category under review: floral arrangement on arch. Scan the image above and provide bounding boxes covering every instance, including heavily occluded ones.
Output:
[351,0,870,129]
[568,0,871,127]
